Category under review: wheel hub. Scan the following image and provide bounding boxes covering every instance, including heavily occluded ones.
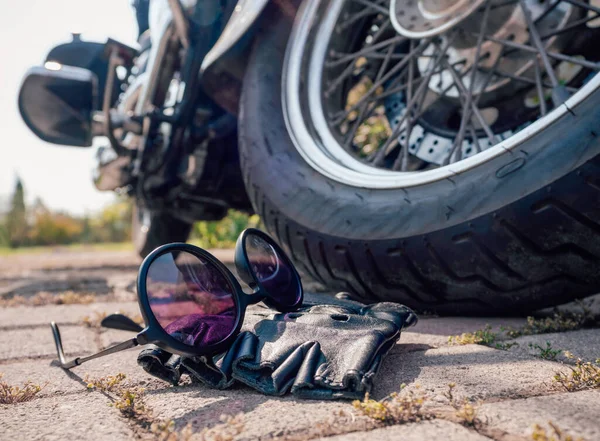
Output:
[390,0,486,38]
[385,0,578,165]
[419,0,575,98]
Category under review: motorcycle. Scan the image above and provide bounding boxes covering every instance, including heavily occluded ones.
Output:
[18,0,600,314]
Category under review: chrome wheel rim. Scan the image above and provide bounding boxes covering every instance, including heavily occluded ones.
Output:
[283,0,600,188]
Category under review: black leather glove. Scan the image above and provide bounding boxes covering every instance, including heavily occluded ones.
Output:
[138,293,417,400]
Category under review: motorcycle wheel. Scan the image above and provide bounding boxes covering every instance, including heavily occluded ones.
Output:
[132,204,192,258]
[238,1,600,314]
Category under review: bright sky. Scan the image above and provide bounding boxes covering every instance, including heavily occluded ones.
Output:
[0,0,138,215]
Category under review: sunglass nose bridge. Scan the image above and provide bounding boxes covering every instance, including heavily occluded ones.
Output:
[246,289,266,305]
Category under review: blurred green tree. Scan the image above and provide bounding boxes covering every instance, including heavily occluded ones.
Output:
[28,199,83,246]
[5,178,28,247]
[89,199,132,243]
[191,210,261,248]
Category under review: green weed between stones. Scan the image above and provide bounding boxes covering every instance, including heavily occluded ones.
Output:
[149,413,244,441]
[0,290,96,307]
[85,373,127,392]
[352,384,433,424]
[113,387,149,419]
[353,383,481,429]
[444,383,481,427]
[85,373,245,440]
[449,303,599,348]
[82,311,109,328]
[504,302,597,339]
[448,325,497,346]
[494,342,520,351]
[0,373,45,404]
[529,342,562,361]
[530,421,586,441]
[150,420,193,441]
[553,354,600,392]
[85,373,151,427]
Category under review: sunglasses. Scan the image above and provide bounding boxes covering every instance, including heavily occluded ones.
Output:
[51,228,303,369]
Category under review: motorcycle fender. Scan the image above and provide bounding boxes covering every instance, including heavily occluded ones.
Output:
[200,0,270,114]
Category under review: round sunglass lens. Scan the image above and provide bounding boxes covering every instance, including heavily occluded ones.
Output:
[245,234,300,306]
[145,250,237,347]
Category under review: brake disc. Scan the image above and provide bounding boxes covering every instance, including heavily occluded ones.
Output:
[383,0,580,165]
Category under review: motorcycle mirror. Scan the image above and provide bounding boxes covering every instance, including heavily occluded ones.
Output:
[18,64,97,147]
[45,35,136,110]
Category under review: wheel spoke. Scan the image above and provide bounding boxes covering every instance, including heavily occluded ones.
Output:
[534,60,548,117]
[325,58,362,97]
[491,0,519,9]
[315,0,600,174]
[344,41,398,149]
[371,37,454,165]
[534,0,562,24]
[518,0,568,106]
[331,39,431,126]
[479,65,579,91]
[393,40,417,171]
[338,8,379,30]
[474,33,600,71]
[442,56,496,144]
[562,0,600,15]
[449,0,493,164]
[326,35,406,68]
[350,0,389,15]
[469,125,482,153]
[540,13,600,39]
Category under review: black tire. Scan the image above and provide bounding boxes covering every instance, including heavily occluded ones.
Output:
[132,205,192,258]
[238,4,600,315]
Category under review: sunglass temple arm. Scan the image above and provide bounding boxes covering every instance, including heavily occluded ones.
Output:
[50,322,139,369]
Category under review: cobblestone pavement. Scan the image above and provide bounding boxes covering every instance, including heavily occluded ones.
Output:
[1,250,599,441]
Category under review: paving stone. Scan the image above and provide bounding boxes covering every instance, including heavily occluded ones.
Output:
[373,342,571,401]
[0,326,96,361]
[0,302,141,328]
[100,328,142,350]
[144,386,348,439]
[503,329,600,364]
[317,419,490,441]
[0,349,162,398]
[478,390,600,440]
[401,317,528,347]
[0,391,134,441]
[0,250,140,273]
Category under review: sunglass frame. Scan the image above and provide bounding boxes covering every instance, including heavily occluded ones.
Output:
[136,228,304,357]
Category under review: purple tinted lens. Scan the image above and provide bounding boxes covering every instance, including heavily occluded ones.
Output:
[145,251,237,348]
[245,234,300,306]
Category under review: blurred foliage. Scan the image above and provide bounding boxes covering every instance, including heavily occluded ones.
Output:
[0,179,132,249]
[5,178,27,247]
[1,179,259,250]
[190,210,261,249]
